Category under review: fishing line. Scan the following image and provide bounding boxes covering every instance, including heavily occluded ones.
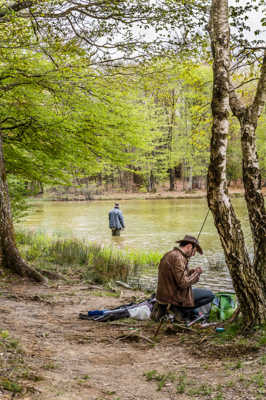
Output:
[197,209,210,241]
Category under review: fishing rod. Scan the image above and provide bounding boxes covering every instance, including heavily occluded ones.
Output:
[197,209,210,241]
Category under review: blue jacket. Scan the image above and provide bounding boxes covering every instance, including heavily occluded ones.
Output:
[109,208,125,230]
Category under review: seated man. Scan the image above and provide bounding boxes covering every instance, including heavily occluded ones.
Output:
[152,235,214,322]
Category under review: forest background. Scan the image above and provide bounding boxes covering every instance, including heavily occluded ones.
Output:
[2,1,265,220]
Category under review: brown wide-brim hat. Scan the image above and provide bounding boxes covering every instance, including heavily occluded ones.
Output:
[176,235,203,255]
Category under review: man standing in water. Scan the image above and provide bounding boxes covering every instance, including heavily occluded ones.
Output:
[153,235,214,321]
[108,203,125,236]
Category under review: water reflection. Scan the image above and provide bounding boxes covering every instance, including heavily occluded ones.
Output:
[110,234,127,248]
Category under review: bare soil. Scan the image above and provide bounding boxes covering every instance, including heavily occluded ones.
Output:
[0,278,265,400]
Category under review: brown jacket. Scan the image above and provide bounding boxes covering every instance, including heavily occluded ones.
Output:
[156,247,200,307]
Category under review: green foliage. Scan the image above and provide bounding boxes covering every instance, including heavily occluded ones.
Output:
[227,118,242,184]
[0,1,209,64]
[8,175,30,222]
[135,58,212,189]
[176,62,212,176]
[1,50,159,185]
[0,5,164,191]
[0,1,264,195]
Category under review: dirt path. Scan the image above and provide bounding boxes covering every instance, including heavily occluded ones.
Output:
[0,280,265,400]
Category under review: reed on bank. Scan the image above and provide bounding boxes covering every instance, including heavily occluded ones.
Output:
[15,229,162,283]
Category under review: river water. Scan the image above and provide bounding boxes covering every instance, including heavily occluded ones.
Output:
[19,198,252,292]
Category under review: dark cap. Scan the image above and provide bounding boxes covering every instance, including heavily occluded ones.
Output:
[114,203,119,208]
[176,235,203,255]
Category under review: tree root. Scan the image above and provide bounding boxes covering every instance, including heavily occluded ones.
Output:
[6,260,68,284]
[41,270,67,281]
[18,262,48,284]
[116,332,155,344]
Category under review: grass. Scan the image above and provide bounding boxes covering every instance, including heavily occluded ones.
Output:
[143,366,265,399]
[187,383,213,396]
[42,361,58,370]
[176,372,187,393]
[0,329,35,396]
[143,369,176,391]
[211,322,266,350]
[259,355,266,365]
[15,229,162,284]
[142,322,266,399]
[0,378,22,393]
[250,372,264,388]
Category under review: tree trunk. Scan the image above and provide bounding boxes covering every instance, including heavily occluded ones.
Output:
[169,168,175,191]
[207,0,266,328]
[146,170,156,192]
[0,132,46,283]
[188,166,193,192]
[39,181,44,194]
[192,176,202,190]
[241,115,266,295]
[167,97,176,191]
[182,161,186,191]
[229,52,266,296]
[133,167,144,188]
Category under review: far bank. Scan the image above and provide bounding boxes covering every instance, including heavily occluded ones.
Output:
[30,186,264,202]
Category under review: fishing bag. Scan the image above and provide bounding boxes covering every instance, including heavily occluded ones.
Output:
[211,292,237,320]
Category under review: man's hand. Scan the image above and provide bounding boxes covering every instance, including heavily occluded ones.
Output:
[195,267,203,274]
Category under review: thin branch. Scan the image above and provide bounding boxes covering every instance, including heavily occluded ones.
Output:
[1,120,31,131]
[251,50,266,119]
[0,82,33,92]
[230,78,259,91]
[241,46,266,51]
[29,9,59,68]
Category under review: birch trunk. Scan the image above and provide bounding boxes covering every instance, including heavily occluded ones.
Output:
[229,52,266,296]
[0,132,47,283]
[207,0,266,328]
